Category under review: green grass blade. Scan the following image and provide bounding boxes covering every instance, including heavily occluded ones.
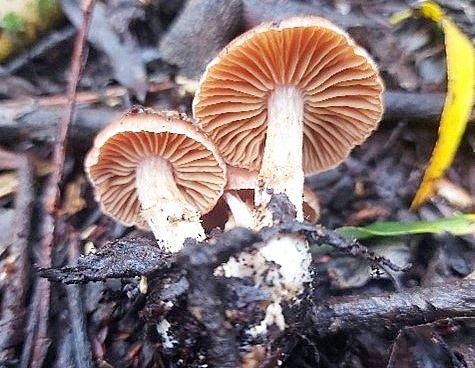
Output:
[335,214,475,240]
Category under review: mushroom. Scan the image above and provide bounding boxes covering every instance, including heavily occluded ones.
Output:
[193,17,383,318]
[203,166,320,231]
[193,16,383,219]
[85,109,226,252]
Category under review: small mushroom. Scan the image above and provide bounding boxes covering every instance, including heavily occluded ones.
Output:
[85,109,226,252]
[203,166,320,231]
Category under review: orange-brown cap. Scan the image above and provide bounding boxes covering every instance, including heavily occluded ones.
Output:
[193,16,384,174]
[85,110,226,227]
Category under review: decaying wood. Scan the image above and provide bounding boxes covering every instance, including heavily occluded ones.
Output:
[63,226,94,368]
[0,153,34,365]
[308,279,475,337]
[40,195,470,365]
[39,217,475,365]
[39,236,171,283]
[40,198,404,284]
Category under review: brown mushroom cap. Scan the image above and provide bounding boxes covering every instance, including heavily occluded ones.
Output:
[193,16,384,174]
[85,110,226,227]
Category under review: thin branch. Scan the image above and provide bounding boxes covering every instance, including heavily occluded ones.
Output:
[63,226,94,368]
[20,1,97,367]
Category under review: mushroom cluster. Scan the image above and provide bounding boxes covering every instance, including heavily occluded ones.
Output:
[85,16,383,333]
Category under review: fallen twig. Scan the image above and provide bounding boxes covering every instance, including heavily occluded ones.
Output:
[0,81,173,110]
[39,236,169,283]
[41,209,404,283]
[0,152,34,365]
[307,279,475,337]
[0,91,460,150]
[61,0,148,99]
[0,81,174,149]
[20,1,97,367]
[63,225,94,368]
[383,91,445,123]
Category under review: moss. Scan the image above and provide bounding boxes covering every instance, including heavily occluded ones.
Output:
[37,0,60,20]
[0,0,62,62]
[1,12,26,34]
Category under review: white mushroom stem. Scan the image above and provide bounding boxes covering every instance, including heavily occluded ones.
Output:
[256,85,305,220]
[255,85,311,298]
[223,87,311,333]
[223,192,254,229]
[136,157,205,252]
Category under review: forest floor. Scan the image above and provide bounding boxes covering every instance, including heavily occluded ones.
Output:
[0,1,473,367]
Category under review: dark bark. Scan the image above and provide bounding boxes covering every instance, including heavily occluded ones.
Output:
[39,236,170,284]
[0,154,34,365]
[64,228,94,368]
[308,279,475,337]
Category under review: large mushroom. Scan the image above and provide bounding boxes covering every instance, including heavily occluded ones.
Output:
[193,17,383,316]
[85,109,226,252]
[193,16,383,219]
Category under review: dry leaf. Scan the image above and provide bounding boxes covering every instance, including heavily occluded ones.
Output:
[0,172,18,199]
[391,1,475,209]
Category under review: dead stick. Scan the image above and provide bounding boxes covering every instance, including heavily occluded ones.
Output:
[0,91,465,150]
[306,279,475,337]
[20,1,97,367]
[63,226,94,368]
[0,81,173,110]
[382,91,445,123]
[0,154,34,365]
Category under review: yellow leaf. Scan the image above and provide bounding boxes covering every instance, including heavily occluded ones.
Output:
[0,172,18,199]
[392,1,475,209]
